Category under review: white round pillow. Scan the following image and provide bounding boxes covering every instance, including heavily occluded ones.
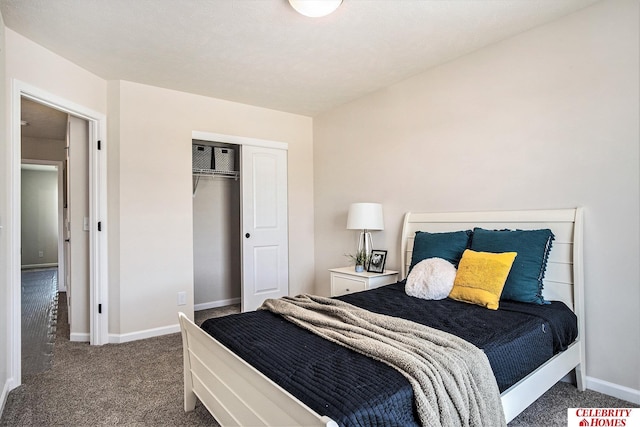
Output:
[405,257,457,300]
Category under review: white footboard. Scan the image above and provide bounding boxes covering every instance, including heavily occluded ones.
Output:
[501,340,585,422]
[178,312,338,427]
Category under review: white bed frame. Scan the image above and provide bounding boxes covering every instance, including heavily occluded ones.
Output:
[179,208,585,426]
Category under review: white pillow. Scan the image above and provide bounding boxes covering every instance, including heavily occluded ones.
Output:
[405,257,457,300]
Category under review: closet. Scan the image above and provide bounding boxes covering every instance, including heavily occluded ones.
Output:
[192,140,241,311]
[192,134,289,312]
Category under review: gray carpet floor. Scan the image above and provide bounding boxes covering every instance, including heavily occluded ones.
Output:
[1,299,635,426]
[21,268,58,376]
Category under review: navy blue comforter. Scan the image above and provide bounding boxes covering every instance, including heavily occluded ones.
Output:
[201,282,577,426]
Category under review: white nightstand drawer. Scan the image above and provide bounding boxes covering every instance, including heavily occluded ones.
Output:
[332,275,366,296]
[329,267,399,297]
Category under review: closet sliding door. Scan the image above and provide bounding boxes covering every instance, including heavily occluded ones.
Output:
[241,145,289,311]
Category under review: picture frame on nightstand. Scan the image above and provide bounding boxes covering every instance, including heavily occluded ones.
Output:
[367,249,387,273]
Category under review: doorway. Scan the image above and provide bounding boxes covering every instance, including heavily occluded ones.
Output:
[8,81,108,390]
[20,99,89,377]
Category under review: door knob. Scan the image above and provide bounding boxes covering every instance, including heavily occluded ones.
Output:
[245,233,251,238]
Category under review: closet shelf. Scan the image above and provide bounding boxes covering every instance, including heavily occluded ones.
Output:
[192,168,239,179]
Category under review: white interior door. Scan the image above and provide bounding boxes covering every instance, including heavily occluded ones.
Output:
[63,130,71,321]
[67,115,90,338]
[241,145,289,311]
[54,162,65,293]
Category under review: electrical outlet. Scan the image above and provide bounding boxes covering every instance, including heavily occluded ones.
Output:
[177,291,186,306]
[38,250,44,258]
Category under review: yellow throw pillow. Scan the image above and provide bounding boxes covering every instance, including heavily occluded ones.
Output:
[449,249,517,310]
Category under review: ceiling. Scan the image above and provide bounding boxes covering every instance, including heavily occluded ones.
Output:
[20,98,68,140]
[2,0,599,118]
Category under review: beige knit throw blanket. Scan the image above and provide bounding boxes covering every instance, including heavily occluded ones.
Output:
[260,294,506,427]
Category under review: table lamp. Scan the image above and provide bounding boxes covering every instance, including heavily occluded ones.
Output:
[346,203,384,258]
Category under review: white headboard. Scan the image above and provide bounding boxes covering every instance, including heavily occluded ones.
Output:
[400,208,584,316]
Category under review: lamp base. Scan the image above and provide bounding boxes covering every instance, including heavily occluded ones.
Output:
[358,230,373,259]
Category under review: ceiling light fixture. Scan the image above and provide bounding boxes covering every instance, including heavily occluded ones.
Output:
[288,0,342,18]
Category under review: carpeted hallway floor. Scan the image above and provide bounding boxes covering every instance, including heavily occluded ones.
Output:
[1,298,635,426]
[21,268,59,376]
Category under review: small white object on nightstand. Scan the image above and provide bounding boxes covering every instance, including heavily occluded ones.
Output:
[329,267,399,297]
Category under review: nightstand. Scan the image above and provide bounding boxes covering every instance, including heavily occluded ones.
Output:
[329,267,399,297]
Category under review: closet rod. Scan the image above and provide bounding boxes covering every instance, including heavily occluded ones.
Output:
[192,171,240,197]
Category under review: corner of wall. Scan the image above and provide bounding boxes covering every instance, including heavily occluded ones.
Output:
[106,80,121,336]
[0,7,11,417]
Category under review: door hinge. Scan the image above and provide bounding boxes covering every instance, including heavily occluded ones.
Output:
[97,140,102,150]
[98,221,102,231]
[98,304,102,314]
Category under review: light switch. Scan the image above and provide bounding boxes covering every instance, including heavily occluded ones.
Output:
[83,216,90,231]
[177,292,187,306]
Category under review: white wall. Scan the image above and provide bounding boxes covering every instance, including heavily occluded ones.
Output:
[111,80,315,336]
[0,7,9,412]
[5,30,107,113]
[313,0,639,397]
[106,81,121,334]
[20,168,58,266]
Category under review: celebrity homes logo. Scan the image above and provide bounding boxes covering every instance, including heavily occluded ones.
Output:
[568,408,639,426]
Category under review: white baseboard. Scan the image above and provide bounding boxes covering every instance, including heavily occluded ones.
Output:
[68,299,239,345]
[195,297,240,311]
[70,332,90,342]
[587,376,640,405]
[109,323,181,344]
[0,376,18,418]
[0,378,9,419]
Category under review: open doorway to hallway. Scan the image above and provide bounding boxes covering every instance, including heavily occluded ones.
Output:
[20,97,88,376]
[9,81,108,391]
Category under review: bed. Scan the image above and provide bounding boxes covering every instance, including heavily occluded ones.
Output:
[179,208,586,426]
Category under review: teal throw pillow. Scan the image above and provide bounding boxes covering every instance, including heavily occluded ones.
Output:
[470,227,554,304]
[409,230,472,272]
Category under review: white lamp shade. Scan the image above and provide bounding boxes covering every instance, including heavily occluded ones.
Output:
[288,0,342,18]
[346,203,384,231]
